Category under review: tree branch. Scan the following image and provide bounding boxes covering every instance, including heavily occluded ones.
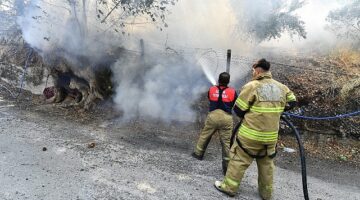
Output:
[101,0,122,23]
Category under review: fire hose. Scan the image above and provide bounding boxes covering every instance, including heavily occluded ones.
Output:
[280,109,360,200]
[230,110,360,200]
[230,116,309,200]
[281,115,309,200]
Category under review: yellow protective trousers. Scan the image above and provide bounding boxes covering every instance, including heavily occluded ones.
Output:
[194,109,233,173]
[220,135,276,200]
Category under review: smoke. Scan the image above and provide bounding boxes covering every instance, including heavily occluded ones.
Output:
[13,0,352,123]
[13,0,356,56]
[17,0,123,65]
[259,0,345,54]
[111,50,208,122]
[16,0,212,122]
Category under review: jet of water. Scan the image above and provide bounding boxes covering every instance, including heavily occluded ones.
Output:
[196,51,218,85]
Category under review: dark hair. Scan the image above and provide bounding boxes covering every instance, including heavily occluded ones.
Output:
[253,58,270,71]
[218,72,230,86]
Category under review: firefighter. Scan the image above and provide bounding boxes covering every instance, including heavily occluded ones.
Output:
[214,59,297,199]
[192,72,238,174]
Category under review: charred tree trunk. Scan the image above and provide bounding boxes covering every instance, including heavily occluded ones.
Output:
[46,48,120,110]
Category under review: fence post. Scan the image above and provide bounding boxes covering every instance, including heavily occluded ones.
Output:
[226,49,231,73]
[140,39,145,59]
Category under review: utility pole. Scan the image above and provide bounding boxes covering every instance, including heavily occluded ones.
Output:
[226,49,231,73]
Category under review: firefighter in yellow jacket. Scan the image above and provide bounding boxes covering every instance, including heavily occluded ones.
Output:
[214,59,297,199]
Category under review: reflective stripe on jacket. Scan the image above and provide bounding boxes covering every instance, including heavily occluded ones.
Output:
[235,72,296,143]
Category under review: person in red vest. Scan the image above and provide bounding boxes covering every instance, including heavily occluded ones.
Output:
[192,72,238,174]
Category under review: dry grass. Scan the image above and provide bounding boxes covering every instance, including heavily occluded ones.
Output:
[327,48,360,102]
[340,78,360,100]
[279,134,360,165]
[330,48,360,74]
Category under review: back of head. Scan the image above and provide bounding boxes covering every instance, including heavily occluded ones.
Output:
[253,58,270,71]
[218,72,230,86]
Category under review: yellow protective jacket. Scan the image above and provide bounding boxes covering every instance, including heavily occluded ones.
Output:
[235,71,296,143]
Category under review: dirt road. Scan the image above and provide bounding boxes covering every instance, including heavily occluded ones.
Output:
[0,97,359,200]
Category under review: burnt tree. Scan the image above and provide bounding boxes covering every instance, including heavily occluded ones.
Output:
[1,0,177,109]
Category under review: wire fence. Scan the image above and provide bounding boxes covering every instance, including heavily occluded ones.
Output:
[88,42,360,121]
[284,111,360,120]
[119,37,359,80]
[0,36,359,120]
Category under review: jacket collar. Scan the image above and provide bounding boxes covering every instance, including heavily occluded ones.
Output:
[253,71,272,80]
[216,85,228,90]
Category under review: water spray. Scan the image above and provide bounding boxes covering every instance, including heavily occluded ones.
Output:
[196,50,219,85]
[199,60,216,85]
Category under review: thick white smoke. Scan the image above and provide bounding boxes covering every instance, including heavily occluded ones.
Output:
[17,0,123,65]
[111,51,208,122]
[15,0,349,122]
[17,0,211,122]
[260,0,343,54]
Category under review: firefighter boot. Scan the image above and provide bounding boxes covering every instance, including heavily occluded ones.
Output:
[214,181,236,197]
[191,152,203,160]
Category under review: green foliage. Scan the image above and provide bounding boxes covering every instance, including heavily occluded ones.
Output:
[233,0,307,42]
[0,0,176,35]
[326,0,360,45]
[253,12,306,41]
[96,0,177,32]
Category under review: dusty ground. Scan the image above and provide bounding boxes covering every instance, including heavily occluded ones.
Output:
[0,86,359,200]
